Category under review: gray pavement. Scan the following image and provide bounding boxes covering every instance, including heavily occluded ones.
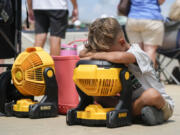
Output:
[1,32,180,135]
[0,85,179,135]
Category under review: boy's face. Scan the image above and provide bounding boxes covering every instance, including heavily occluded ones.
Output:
[108,35,127,52]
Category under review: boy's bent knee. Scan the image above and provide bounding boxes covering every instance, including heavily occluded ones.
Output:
[140,88,165,108]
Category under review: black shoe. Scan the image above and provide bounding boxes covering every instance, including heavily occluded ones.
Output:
[141,106,164,126]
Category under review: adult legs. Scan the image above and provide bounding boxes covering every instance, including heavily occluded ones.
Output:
[144,45,158,67]
[49,36,61,56]
[0,59,4,73]
[48,10,68,56]
[138,42,144,50]
[34,33,47,48]
[137,42,158,67]
[34,34,61,56]
[33,10,49,48]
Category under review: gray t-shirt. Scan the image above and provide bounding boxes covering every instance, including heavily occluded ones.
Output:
[127,44,174,110]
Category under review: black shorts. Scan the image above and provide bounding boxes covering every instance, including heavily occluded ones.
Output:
[34,10,68,38]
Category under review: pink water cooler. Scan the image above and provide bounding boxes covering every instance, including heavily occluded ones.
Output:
[61,44,77,56]
[53,55,80,114]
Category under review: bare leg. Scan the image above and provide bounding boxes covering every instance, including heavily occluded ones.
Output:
[0,59,4,73]
[138,42,144,50]
[94,96,119,108]
[144,45,158,67]
[132,88,165,116]
[34,33,47,48]
[49,36,61,56]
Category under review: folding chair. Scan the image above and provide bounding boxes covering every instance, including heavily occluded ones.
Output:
[157,48,180,85]
[156,19,180,85]
[0,0,22,114]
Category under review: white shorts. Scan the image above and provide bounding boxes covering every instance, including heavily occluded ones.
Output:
[126,18,164,46]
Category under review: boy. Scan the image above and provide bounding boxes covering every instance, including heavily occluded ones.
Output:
[80,18,174,126]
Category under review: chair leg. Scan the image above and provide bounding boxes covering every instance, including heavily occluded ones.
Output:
[156,55,169,83]
[156,54,180,85]
[164,68,180,85]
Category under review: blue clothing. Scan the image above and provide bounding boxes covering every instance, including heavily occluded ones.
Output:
[128,0,163,20]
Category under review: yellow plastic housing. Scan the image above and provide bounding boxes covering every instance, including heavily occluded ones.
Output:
[13,99,37,112]
[77,104,114,120]
[11,47,54,96]
[73,65,123,96]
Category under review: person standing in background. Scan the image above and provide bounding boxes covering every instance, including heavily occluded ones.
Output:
[0,59,4,73]
[126,0,165,67]
[27,0,78,56]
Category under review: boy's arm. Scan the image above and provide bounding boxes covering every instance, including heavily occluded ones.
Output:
[91,51,136,64]
[79,48,95,58]
[79,48,89,57]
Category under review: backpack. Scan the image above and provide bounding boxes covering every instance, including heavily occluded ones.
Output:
[0,70,23,114]
[0,0,13,24]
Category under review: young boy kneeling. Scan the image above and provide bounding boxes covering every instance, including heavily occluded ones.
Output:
[80,18,174,126]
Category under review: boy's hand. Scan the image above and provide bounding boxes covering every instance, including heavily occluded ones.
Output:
[80,57,92,60]
[80,52,95,60]
[79,48,94,58]
[80,50,108,61]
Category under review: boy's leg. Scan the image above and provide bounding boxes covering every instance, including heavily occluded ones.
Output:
[132,88,165,116]
[141,101,173,125]
[94,96,119,108]
[141,106,164,125]
[132,88,174,125]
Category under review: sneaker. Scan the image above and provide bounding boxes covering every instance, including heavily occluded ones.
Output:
[141,106,164,126]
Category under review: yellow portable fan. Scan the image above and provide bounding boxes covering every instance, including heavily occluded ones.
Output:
[66,60,133,128]
[5,47,58,118]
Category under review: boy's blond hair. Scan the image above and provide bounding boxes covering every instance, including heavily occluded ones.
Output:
[86,17,123,51]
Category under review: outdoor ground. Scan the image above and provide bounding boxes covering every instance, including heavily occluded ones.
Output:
[1,32,179,135]
[0,85,179,135]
